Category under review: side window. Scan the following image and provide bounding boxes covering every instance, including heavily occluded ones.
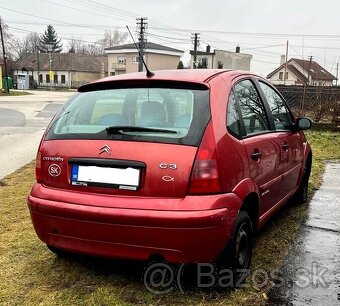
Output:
[259,81,292,131]
[234,79,269,136]
[226,90,241,138]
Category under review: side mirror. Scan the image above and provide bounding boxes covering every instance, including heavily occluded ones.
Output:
[293,117,312,131]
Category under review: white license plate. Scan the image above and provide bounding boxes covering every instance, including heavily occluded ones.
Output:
[71,164,140,190]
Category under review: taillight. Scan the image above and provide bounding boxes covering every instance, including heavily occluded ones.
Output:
[189,122,221,195]
[35,151,42,183]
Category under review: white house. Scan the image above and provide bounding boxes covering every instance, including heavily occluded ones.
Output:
[267,57,336,86]
[13,53,107,88]
[190,46,252,70]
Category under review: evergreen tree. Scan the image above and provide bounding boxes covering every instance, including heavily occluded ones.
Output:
[177,61,184,69]
[39,25,63,53]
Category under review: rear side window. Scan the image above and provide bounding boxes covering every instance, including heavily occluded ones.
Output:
[226,90,241,138]
[258,81,292,131]
[46,87,210,146]
[234,80,269,136]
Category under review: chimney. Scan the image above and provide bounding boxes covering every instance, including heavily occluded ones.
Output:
[206,45,211,53]
[280,55,286,65]
[236,45,240,53]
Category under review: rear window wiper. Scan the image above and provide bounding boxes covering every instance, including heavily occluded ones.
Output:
[106,126,178,134]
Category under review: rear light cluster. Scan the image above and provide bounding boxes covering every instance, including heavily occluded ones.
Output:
[189,122,221,195]
[36,151,43,183]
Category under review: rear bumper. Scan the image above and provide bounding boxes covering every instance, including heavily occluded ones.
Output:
[27,186,242,263]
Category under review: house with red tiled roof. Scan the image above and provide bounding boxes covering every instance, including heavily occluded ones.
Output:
[13,53,107,88]
[267,57,336,86]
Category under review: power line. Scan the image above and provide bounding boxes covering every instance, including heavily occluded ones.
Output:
[7,26,103,45]
[42,0,132,24]
[0,6,107,31]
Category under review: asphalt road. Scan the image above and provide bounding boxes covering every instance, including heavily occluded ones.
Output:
[0,90,75,180]
[267,162,340,306]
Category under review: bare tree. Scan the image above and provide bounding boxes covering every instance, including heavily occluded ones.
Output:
[23,32,40,53]
[0,19,16,59]
[66,29,127,56]
[306,89,338,122]
[97,29,128,49]
[67,36,85,53]
[10,32,40,58]
[83,43,103,55]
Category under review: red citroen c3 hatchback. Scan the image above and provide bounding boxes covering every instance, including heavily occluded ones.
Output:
[28,69,312,278]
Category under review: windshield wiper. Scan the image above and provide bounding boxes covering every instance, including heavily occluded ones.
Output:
[106,126,177,134]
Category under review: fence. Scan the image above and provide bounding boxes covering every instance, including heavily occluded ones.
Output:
[275,85,340,123]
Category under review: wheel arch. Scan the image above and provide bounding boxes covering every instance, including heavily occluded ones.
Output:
[232,178,260,231]
[239,193,260,232]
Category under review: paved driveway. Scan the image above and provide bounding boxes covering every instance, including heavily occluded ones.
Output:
[268,162,340,306]
[0,90,75,179]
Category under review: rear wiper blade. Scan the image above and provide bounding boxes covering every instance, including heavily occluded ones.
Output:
[106,126,177,134]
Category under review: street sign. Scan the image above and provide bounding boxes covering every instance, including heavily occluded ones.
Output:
[49,70,54,79]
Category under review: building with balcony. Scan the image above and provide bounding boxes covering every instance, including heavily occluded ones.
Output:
[104,42,184,75]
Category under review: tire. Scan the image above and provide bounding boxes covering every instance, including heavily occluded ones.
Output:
[47,245,67,256]
[218,210,253,286]
[295,161,311,203]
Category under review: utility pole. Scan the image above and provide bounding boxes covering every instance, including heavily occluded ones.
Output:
[47,44,53,91]
[284,40,289,85]
[301,56,314,115]
[37,50,40,87]
[0,17,10,93]
[306,55,313,85]
[136,17,148,72]
[192,33,200,69]
[336,62,338,86]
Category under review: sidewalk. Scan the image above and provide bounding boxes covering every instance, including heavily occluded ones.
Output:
[0,90,74,180]
[267,162,340,306]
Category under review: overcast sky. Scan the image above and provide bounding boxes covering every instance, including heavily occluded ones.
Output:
[1,0,340,76]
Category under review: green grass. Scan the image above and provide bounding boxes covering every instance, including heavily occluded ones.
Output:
[0,90,32,96]
[0,127,339,305]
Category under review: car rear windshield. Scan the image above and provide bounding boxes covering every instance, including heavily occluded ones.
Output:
[45,86,210,146]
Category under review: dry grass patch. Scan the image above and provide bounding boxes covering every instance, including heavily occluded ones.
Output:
[0,127,339,305]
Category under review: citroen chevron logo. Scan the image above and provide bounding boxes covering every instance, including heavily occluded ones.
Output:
[99,144,112,155]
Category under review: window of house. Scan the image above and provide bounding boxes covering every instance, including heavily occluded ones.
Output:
[46,74,50,83]
[133,56,139,64]
[279,72,283,80]
[198,57,208,68]
[234,80,269,136]
[54,75,58,84]
[285,72,288,79]
[118,57,126,64]
[61,75,66,84]
[110,72,116,76]
[39,74,43,83]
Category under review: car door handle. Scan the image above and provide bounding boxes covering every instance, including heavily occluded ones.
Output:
[282,143,290,150]
[251,152,262,160]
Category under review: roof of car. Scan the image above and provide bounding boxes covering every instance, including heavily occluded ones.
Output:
[99,69,243,83]
[78,69,259,92]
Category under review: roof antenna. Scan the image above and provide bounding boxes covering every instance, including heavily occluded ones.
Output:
[126,25,154,78]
